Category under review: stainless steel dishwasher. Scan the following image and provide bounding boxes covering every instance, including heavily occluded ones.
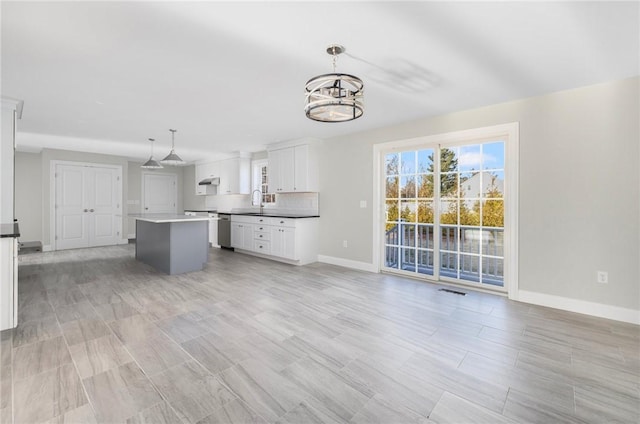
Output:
[217,213,233,249]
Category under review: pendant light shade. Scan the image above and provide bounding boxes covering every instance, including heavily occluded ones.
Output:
[161,129,186,165]
[141,138,163,169]
[305,44,364,122]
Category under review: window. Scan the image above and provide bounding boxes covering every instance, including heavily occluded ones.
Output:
[377,123,518,294]
[251,159,275,203]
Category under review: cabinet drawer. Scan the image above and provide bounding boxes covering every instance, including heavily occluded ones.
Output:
[270,217,296,228]
[254,224,269,232]
[254,230,270,241]
[254,240,271,254]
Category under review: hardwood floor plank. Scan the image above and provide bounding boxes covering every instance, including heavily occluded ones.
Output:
[61,318,111,346]
[150,360,236,424]
[196,398,267,424]
[126,334,192,377]
[68,334,134,379]
[125,401,183,424]
[11,316,62,348]
[83,361,162,423]
[218,358,307,421]
[13,363,87,423]
[428,391,516,424]
[13,335,72,380]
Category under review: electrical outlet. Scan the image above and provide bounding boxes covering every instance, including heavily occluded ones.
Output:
[360,200,367,208]
[343,240,348,248]
[597,271,608,284]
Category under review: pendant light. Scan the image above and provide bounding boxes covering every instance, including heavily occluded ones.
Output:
[305,44,364,122]
[141,138,163,169]
[161,129,186,165]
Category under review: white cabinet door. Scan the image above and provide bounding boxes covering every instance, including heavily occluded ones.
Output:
[293,144,318,192]
[231,222,253,250]
[269,148,295,192]
[270,226,296,259]
[0,238,17,330]
[219,159,237,194]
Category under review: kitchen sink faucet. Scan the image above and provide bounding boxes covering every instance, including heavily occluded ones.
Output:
[252,189,264,214]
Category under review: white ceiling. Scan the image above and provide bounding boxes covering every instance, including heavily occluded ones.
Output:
[2,1,638,163]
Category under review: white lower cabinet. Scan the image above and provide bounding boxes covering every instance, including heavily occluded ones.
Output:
[231,222,253,250]
[0,238,18,330]
[231,215,318,264]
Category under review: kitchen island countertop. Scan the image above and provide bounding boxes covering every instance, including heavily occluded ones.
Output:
[129,214,210,223]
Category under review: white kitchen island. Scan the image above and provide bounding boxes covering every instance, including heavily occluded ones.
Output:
[131,214,210,275]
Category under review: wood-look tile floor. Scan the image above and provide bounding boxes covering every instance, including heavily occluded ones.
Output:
[1,245,638,423]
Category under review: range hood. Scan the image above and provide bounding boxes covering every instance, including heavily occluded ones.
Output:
[198,177,220,186]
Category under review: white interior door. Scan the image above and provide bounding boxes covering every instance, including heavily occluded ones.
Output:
[143,173,177,213]
[88,167,120,247]
[55,163,122,250]
[56,165,89,250]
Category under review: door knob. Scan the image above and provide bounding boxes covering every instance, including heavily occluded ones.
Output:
[145,207,149,210]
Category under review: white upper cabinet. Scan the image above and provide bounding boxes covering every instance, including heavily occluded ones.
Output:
[268,142,319,193]
[195,156,249,195]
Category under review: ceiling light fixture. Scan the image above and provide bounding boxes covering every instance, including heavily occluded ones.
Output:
[141,138,163,169]
[161,129,186,165]
[305,44,364,122]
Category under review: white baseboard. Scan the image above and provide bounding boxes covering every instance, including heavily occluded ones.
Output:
[517,290,640,325]
[42,244,52,252]
[317,255,378,273]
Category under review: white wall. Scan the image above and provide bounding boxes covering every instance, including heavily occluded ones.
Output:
[319,77,639,312]
[14,152,42,241]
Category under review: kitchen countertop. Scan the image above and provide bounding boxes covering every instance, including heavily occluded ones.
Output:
[129,214,210,223]
[0,222,20,238]
[184,209,218,213]
[230,211,320,219]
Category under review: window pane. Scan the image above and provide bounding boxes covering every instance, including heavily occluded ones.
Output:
[385,223,400,245]
[440,147,458,172]
[400,223,415,247]
[459,254,480,282]
[459,144,481,172]
[482,199,504,228]
[483,171,504,198]
[461,228,480,254]
[460,172,480,199]
[440,200,458,225]
[417,224,433,249]
[401,248,416,272]
[418,174,434,198]
[417,250,434,275]
[386,176,399,199]
[459,200,480,226]
[440,173,459,198]
[400,176,416,198]
[440,226,458,251]
[400,200,416,223]
[483,229,504,256]
[418,149,434,173]
[385,200,399,223]
[417,201,434,224]
[482,257,504,287]
[401,151,416,175]
[440,252,457,278]
[385,153,399,175]
[385,245,399,268]
[482,142,505,170]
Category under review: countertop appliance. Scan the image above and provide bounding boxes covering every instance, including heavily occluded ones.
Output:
[217,213,232,249]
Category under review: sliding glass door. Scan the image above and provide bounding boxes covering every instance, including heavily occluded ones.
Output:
[383,140,506,290]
